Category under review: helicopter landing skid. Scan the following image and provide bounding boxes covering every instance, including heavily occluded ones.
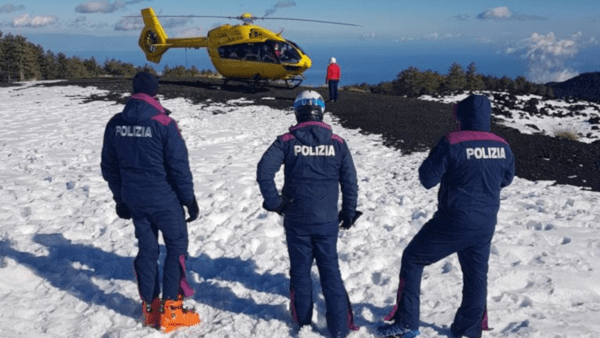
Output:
[222,76,303,91]
[284,77,303,89]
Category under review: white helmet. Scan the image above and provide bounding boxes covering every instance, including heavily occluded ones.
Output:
[329,57,336,64]
[293,90,325,122]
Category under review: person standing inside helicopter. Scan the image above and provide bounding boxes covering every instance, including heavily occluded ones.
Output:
[325,57,341,102]
[257,90,361,338]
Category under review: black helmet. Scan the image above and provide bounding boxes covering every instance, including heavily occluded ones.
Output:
[293,90,325,123]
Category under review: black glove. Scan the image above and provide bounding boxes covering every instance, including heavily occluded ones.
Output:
[263,196,293,215]
[185,198,199,222]
[116,203,131,220]
[339,210,363,230]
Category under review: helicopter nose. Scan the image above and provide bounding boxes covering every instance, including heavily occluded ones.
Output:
[304,57,312,70]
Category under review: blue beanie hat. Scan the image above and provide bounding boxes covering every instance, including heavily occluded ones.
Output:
[455,94,491,132]
[133,72,159,96]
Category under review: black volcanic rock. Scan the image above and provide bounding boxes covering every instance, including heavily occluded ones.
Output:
[547,72,600,102]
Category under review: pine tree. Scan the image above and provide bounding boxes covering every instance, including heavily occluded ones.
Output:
[393,66,421,97]
[104,58,137,77]
[27,44,44,80]
[7,35,38,81]
[103,58,122,76]
[466,62,484,91]
[41,50,59,80]
[64,56,88,78]
[499,76,515,92]
[419,70,444,95]
[56,52,69,79]
[82,57,103,77]
[0,30,4,62]
[0,31,5,82]
[138,64,158,76]
[443,62,467,92]
[189,65,200,77]
[2,33,18,82]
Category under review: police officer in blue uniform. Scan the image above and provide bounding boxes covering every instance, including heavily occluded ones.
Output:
[377,95,515,338]
[101,72,200,327]
[257,90,361,338]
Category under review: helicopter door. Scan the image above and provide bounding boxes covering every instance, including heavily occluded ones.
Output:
[260,43,278,63]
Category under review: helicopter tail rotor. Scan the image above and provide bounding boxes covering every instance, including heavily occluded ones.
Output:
[138,8,170,63]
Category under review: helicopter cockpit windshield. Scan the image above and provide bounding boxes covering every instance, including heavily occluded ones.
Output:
[275,41,301,64]
[218,40,301,64]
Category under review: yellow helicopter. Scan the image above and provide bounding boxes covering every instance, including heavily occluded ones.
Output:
[137,7,360,88]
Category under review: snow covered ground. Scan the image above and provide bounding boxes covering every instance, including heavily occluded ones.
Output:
[420,92,600,144]
[1,82,599,338]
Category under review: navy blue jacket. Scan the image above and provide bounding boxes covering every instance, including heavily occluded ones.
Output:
[257,121,358,226]
[101,93,194,207]
[419,95,515,229]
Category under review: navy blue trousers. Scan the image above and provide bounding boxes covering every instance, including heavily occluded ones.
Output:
[328,80,339,101]
[391,218,493,338]
[130,195,189,302]
[285,221,350,338]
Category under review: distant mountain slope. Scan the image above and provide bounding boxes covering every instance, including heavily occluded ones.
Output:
[547,72,600,102]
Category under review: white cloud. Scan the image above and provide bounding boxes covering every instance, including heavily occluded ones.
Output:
[478,7,512,20]
[526,32,580,59]
[425,32,461,40]
[114,15,143,31]
[0,3,25,13]
[76,1,122,14]
[476,7,545,21]
[75,0,149,14]
[174,27,204,38]
[509,32,585,83]
[67,15,109,30]
[394,37,416,42]
[11,14,58,28]
[114,13,191,31]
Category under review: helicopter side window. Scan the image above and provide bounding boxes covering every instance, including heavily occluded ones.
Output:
[218,46,229,58]
[235,45,246,59]
[219,43,277,63]
[218,44,246,60]
[244,44,261,61]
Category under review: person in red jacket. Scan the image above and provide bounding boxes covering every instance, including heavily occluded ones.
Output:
[325,57,341,102]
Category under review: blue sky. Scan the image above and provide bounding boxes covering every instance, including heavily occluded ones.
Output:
[1,0,599,82]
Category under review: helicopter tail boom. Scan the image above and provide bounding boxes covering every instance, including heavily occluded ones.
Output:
[138,8,171,63]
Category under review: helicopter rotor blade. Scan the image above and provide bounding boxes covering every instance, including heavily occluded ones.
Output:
[255,17,362,27]
[130,15,240,20]
[127,14,361,27]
